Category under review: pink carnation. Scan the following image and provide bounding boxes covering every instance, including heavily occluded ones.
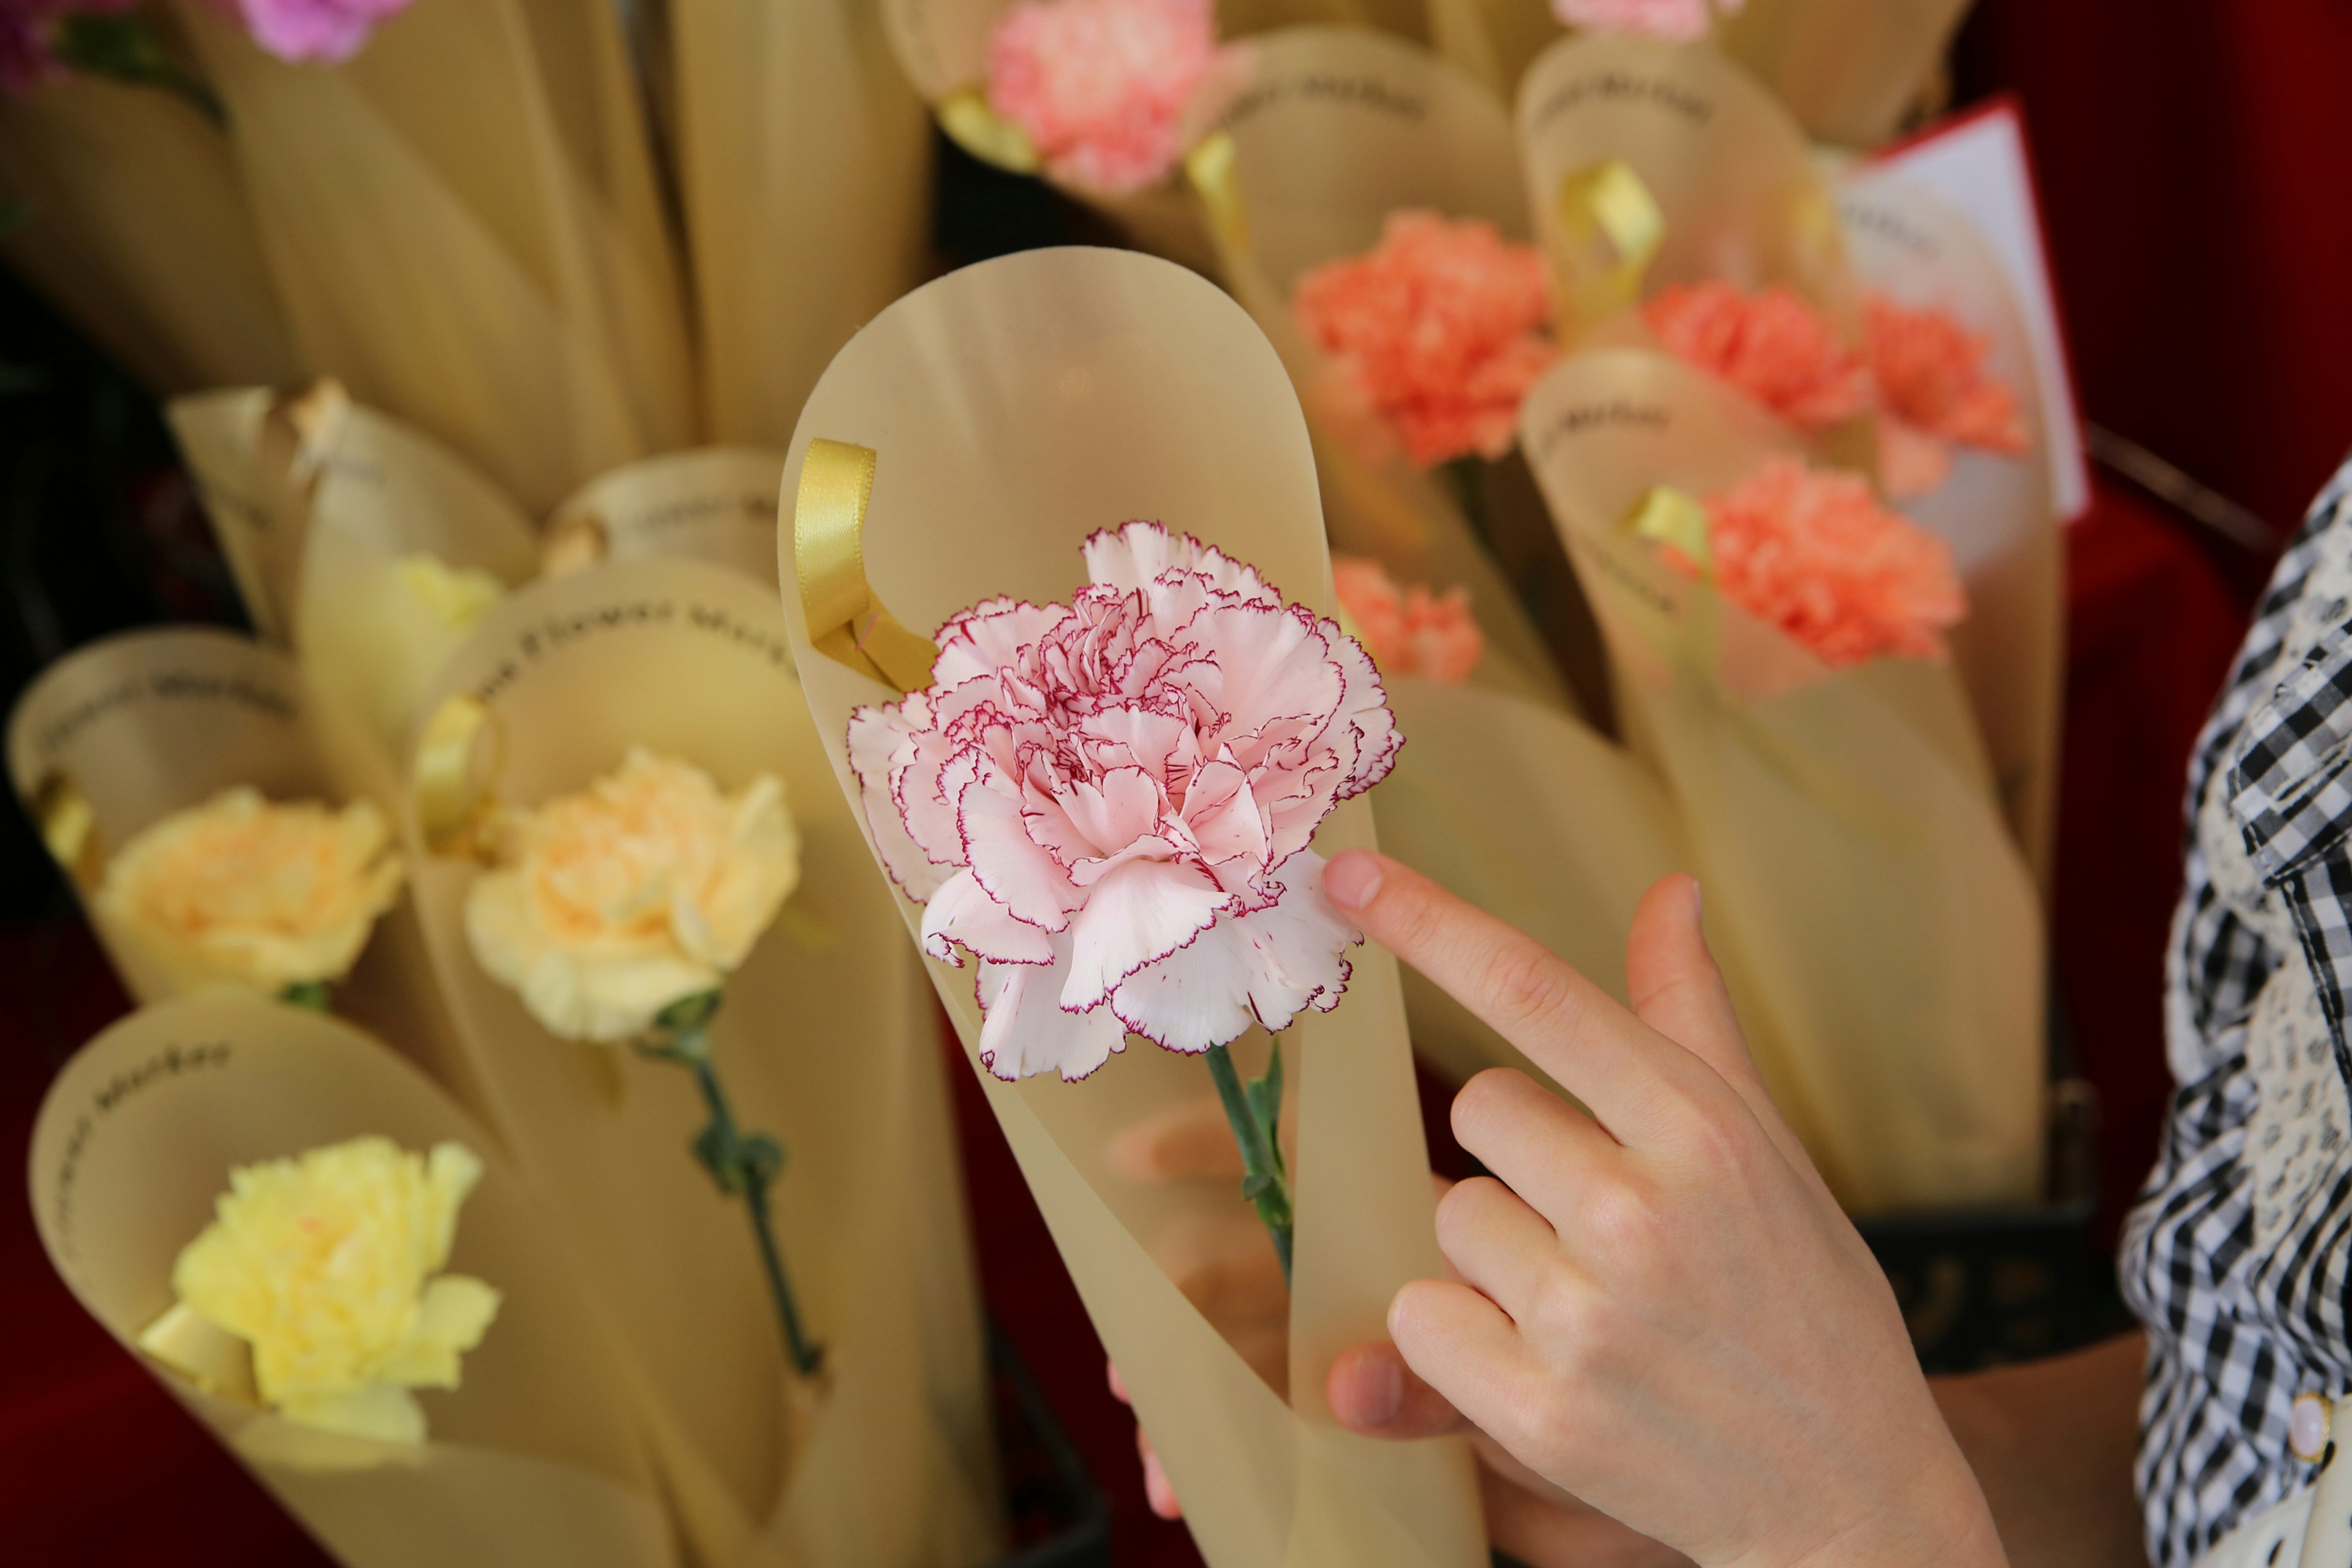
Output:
[1679,457,1964,668]
[225,0,414,64]
[1293,211,1557,468]
[1552,0,1741,40]
[0,0,136,95]
[1866,293,2030,498]
[984,0,1240,195]
[1645,282,1871,432]
[848,522,1400,1081]
[1332,556,1483,684]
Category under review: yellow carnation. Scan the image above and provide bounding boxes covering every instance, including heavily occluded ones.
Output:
[167,1137,500,1445]
[392,554,504,629]
[464,748,800,1042]
[96,788,404,996]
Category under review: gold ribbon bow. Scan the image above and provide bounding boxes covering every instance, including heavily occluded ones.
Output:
[1553,160,1666,330]
[1184,130,1250,268]
[793,440,939,695]
[31,768,103,889]
[936,88,1042,175]
[412,693,506,860]
[1623,485,1713,574]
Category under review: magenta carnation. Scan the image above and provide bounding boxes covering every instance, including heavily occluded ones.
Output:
[228,0,413,64]
[848,522,1401,1081]
[1552,0,1741,42]
[982,0,1238,195]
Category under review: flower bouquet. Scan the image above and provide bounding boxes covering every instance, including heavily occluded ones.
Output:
[1518,345,2043,1212]
[29,994,678,1568]
[400,557,1001,1568]
[545,448,789,590]
[6,625,473,1098]
[783,246,1484,1568]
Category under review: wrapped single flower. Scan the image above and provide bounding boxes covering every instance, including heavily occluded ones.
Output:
[464,748,799,1045]
[151,1136,499,1445]
[1553,0,1741,40]
[221,0,417,64]
[1643,281,1871,432]
[1292,210,1556,468]
[983,0,1246,195]
[1332,556,1485,684]
[94,787,403,1005]
[1865,293,2030,499]
[1670,456,1966,668]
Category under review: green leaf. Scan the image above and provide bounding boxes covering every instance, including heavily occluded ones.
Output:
[693,1124,745,1192]
[1241,1172,1272,1200]
[279,980,331,1011]
[740,1133,783,1185]
[50,15,225,125]
[655,989,725,1035]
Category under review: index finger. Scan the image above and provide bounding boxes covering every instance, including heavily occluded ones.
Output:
[1322,849,1692,1146]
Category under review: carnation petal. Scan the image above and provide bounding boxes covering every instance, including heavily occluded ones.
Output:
[1111,851,1355,1049]
[848,704,951,899]
[978,957,1129,1080]
[922,869,1057,964]
[955,763,1084,931]
[1059,858,1233,1011]
[1083,520,1278,605]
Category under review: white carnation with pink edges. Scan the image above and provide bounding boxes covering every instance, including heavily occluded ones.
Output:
[848,522,1401,1081]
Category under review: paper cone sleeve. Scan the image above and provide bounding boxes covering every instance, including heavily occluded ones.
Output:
[5,627,481,1108]
[549,449,790,591]
[671,0,930,448]
[1518,347,2044,1213]
[780,246,1486,1568]
[169,0,695,511]
[401,559,1000,1568]
[28,996,677,1568]
[0,71,303,393]
[1836,172,2064,896]
[1714,0,1972,149]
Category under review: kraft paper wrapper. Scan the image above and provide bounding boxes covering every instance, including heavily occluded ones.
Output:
[171,0,696,512]
[0,71,301,393]
[402,559,1000,1568]
[166,385,542,775]
[1210,27,1569,714]
[1836,171,2061,892]
[1515,36,1864,346]
[782,247,1485,1568]
[28,997,676,1568]
[1715,0,1973,149]
[1518,348,2043,1213]
[549,449,788,590]
[672,0,930,448]
[4,627,478,1106]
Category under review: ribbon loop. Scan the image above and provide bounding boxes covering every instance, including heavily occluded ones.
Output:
[793,440,940,694]
[1553,159,1665,330]
[31,768,102,889]
[1185,130,1250,268]
[413,693,506,860]
[1623,486,1713,574]
[936,88,1042,175]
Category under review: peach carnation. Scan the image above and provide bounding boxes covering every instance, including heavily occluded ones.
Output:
[1293,211,1556,469]
[1553,0,1741,41]
[848,522,1400,1081]
[1678,458,1964,668]
[1866,293,2030,498]
[1645,282,1871,432]
[1332,557,1483,684]
[983,0,1243,195]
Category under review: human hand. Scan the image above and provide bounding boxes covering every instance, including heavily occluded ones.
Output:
[1319,854,2003,1568]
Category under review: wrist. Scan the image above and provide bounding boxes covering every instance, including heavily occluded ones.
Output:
[1774,1448,2007,1568]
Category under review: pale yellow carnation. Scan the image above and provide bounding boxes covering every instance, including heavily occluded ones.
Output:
[464,748,800,1042]
[393,553,503,628]
[96,788,404,995]
[168,1137,500,1445]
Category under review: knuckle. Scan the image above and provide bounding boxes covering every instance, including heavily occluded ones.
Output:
[1477,938,1577,1030]
[1579,1177,1665,1266]
[1676,1095,1763,1186]
[1449,1068,1530,1145]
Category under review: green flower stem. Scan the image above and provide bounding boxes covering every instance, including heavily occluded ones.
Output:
[1445,454,1493,550]
[1204,1040,1294,1289]
[51,15,225,126]
[279,980,331,1011]
[639,993,823,1379]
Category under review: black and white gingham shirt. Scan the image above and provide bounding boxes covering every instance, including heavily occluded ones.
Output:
[2123,454,2352,1566]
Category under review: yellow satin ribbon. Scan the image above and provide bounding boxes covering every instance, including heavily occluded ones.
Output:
[793,440,940,695]
[1184,130,1250,266]
[937,88,1041,175]
[1623,485,1713,574]
[412,693,505,859]
[31,768,102,889]
[1553,160,1666,328]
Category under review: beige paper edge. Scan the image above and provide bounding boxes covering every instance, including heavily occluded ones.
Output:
[1519,347,2043,1213]
[1715,0,1973,149]
[27,995,677,1568]
[782,246,1485,1568]
[401,559,1000,1568]
[549,448,789,591]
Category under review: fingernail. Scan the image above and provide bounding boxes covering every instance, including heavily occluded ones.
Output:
[1144,1452,1180,1519]
[1355,1353,1403,1427]
[1687,877,1703,922]
[1326,850,1385,910]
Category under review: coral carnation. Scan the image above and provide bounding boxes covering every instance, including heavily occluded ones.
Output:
[1332,556,1483,683]
[1645,281,1871,431]
[1866,293,2030,497]
[1553,0,1741,41]
[1682,457,1964,668]
[1293,211,1556,468]
[984,0,1242,195]
[849,522,1400,1081]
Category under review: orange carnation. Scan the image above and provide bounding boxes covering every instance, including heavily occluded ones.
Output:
[1644,282,1870,431]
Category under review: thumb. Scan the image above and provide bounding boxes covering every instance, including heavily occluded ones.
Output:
[1327,1340,1472,1439]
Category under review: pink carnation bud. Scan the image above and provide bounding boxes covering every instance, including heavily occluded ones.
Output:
[1292,210,1557,469]
[1679,457,1965,668]
[1865,293,2029,497]
[1644,281,1872,432]
[1551,0,1742,42]
[983,0,1240,195]
[1332,556,1484,684]
[228,0,415,64]
[848,524,1401,1082]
